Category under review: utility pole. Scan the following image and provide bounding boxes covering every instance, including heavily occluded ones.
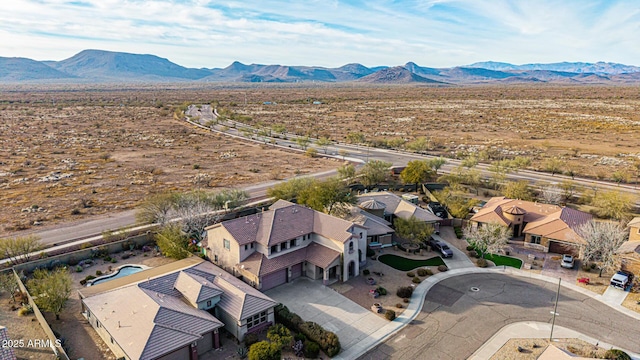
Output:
[550,277,561,341]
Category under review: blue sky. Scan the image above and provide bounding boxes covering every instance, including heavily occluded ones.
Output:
[1,0,639,68]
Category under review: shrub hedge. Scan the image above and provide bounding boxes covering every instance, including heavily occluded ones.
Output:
[274,304,340,357]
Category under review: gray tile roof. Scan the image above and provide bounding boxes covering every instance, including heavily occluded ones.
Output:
[174,272,223,305]
[82,258,276,360]
[345,208,394,236]
[357,191,441,222]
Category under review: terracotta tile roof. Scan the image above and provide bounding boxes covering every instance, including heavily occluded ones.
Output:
[629,217,640,227]
[470,197,562,225]
[345,208,394,237]
[357,191,441,222]
[523,207,593,244]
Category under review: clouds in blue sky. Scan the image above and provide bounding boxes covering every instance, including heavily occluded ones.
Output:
[1,0,639,68]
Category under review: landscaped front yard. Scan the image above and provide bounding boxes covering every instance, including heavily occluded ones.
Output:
[378,254,445,271]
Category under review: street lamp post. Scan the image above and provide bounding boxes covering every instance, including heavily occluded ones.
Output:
[550,277,561,341]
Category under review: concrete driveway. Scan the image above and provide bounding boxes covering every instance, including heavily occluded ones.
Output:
[265,277,388,353]
[431,234,475,269]
[541,254,579,283]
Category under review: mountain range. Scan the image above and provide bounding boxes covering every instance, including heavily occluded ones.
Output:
[2,49,640,84]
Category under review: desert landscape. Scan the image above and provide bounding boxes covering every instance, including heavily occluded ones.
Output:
[1,84,639,235]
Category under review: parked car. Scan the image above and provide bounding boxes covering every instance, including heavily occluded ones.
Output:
[610,270,633,290]
[427,202,448,219]
[560,254,575,269]
[428,237,453,258]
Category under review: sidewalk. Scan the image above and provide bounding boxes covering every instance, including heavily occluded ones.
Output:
[338,266,640,360]
[469,321,640,360]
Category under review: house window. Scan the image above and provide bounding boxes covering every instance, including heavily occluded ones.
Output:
[349,241,354,253]
[290,239,295,248]
[87,311,91,319]
[223,239,230,250]
[247,310,269,330]
[271,245,278,254]
[282,242,288,250]
[111,337,114,344]
[251,243,254,249]
[207,300,212,307]
[244,244,248,251]
[530,235,541,244]
[214,255,218,262]
[97,320,101,328]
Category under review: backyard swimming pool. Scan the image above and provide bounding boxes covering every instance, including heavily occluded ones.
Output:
[89,265,146,286]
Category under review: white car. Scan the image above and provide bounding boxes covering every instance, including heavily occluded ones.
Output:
[560,254,575,269]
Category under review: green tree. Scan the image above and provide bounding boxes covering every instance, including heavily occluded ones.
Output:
[248,341,281,360]
[27,268,72,320]
[463,222,511,258]
[427,158,447,174]
[267,177,316,201]
[543,157,565,176]
[461,155,479,168]
[337,164,356,183]
[155,224,192,260]
[400,160,434,191]
[611,170,630,185]
[559,180,581,203]
[305,147,318,158]
[590,190,635,221]
[394,216,434,246]
[271,124,287,135]
[406,137,430,153]
[358,160,392,187]
[295,136,311,150]
[297,178,356,216]
[502,180,535,201]
[346,132,365,144]
[316,137,332,154]
[433,184,479,219]
[0,235,42,265]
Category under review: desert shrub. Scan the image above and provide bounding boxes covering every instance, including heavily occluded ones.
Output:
[243,333,259,348]
[466,245,474,251]
[406,271,415,277]
[96,270,103,276]
[385,309,396,321]
[403,298,409,303]
[376,286,387,296]
[299,321,341,357]
[110,258,117,263]
[396,286,414,298]
[294,333,306,342]
[103,256,112,262]
[75,266,83,273]
[267,324,292,349]
[363,269,370,275]
[590,263,597,270]
[468,250,478,258]
[237,346,248,359]
[18,305,33,316]
[412,276,421,284]
[248,341,281,360]
[79,279,87,285]
[437,265,448,272]
[477,258,488,268]
[604,349,631,360]
[581,263,591,272]
[121,253,130,260]
[396,303,403,308]
[68,257,79,266]
[304,340,320,358]
[417,268,428,276]
[85,275,96,282]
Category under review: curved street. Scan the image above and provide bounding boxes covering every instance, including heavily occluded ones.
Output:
[360,273,640,359]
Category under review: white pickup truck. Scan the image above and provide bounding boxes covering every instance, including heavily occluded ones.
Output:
[610,270,633,290]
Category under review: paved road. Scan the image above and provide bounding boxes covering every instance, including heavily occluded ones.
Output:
[360,273,640,359]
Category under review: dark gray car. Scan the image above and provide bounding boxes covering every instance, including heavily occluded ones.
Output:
[429,238,453,258]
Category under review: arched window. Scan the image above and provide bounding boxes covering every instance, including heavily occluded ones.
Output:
[349,241,354,253]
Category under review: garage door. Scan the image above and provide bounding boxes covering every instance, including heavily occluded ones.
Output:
[197,331,213,354]
[261,269,287,291]
[157,345,190,360]
[290,263,302,280]
[548,241,579,257]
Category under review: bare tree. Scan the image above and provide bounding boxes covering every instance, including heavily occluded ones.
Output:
[0,235,42,265]
[539,184,563,205]
[463,222,512,258]
[136,192,176,225]
[0,272,18,302]
[577,220,629,276]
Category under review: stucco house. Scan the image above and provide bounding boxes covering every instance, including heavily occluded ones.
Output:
[79,257,277,360]
[470,197,592,256]
[205,199,367,291]
[616,217,640,274]
[356,191,442,248]
[629,217,640,242]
